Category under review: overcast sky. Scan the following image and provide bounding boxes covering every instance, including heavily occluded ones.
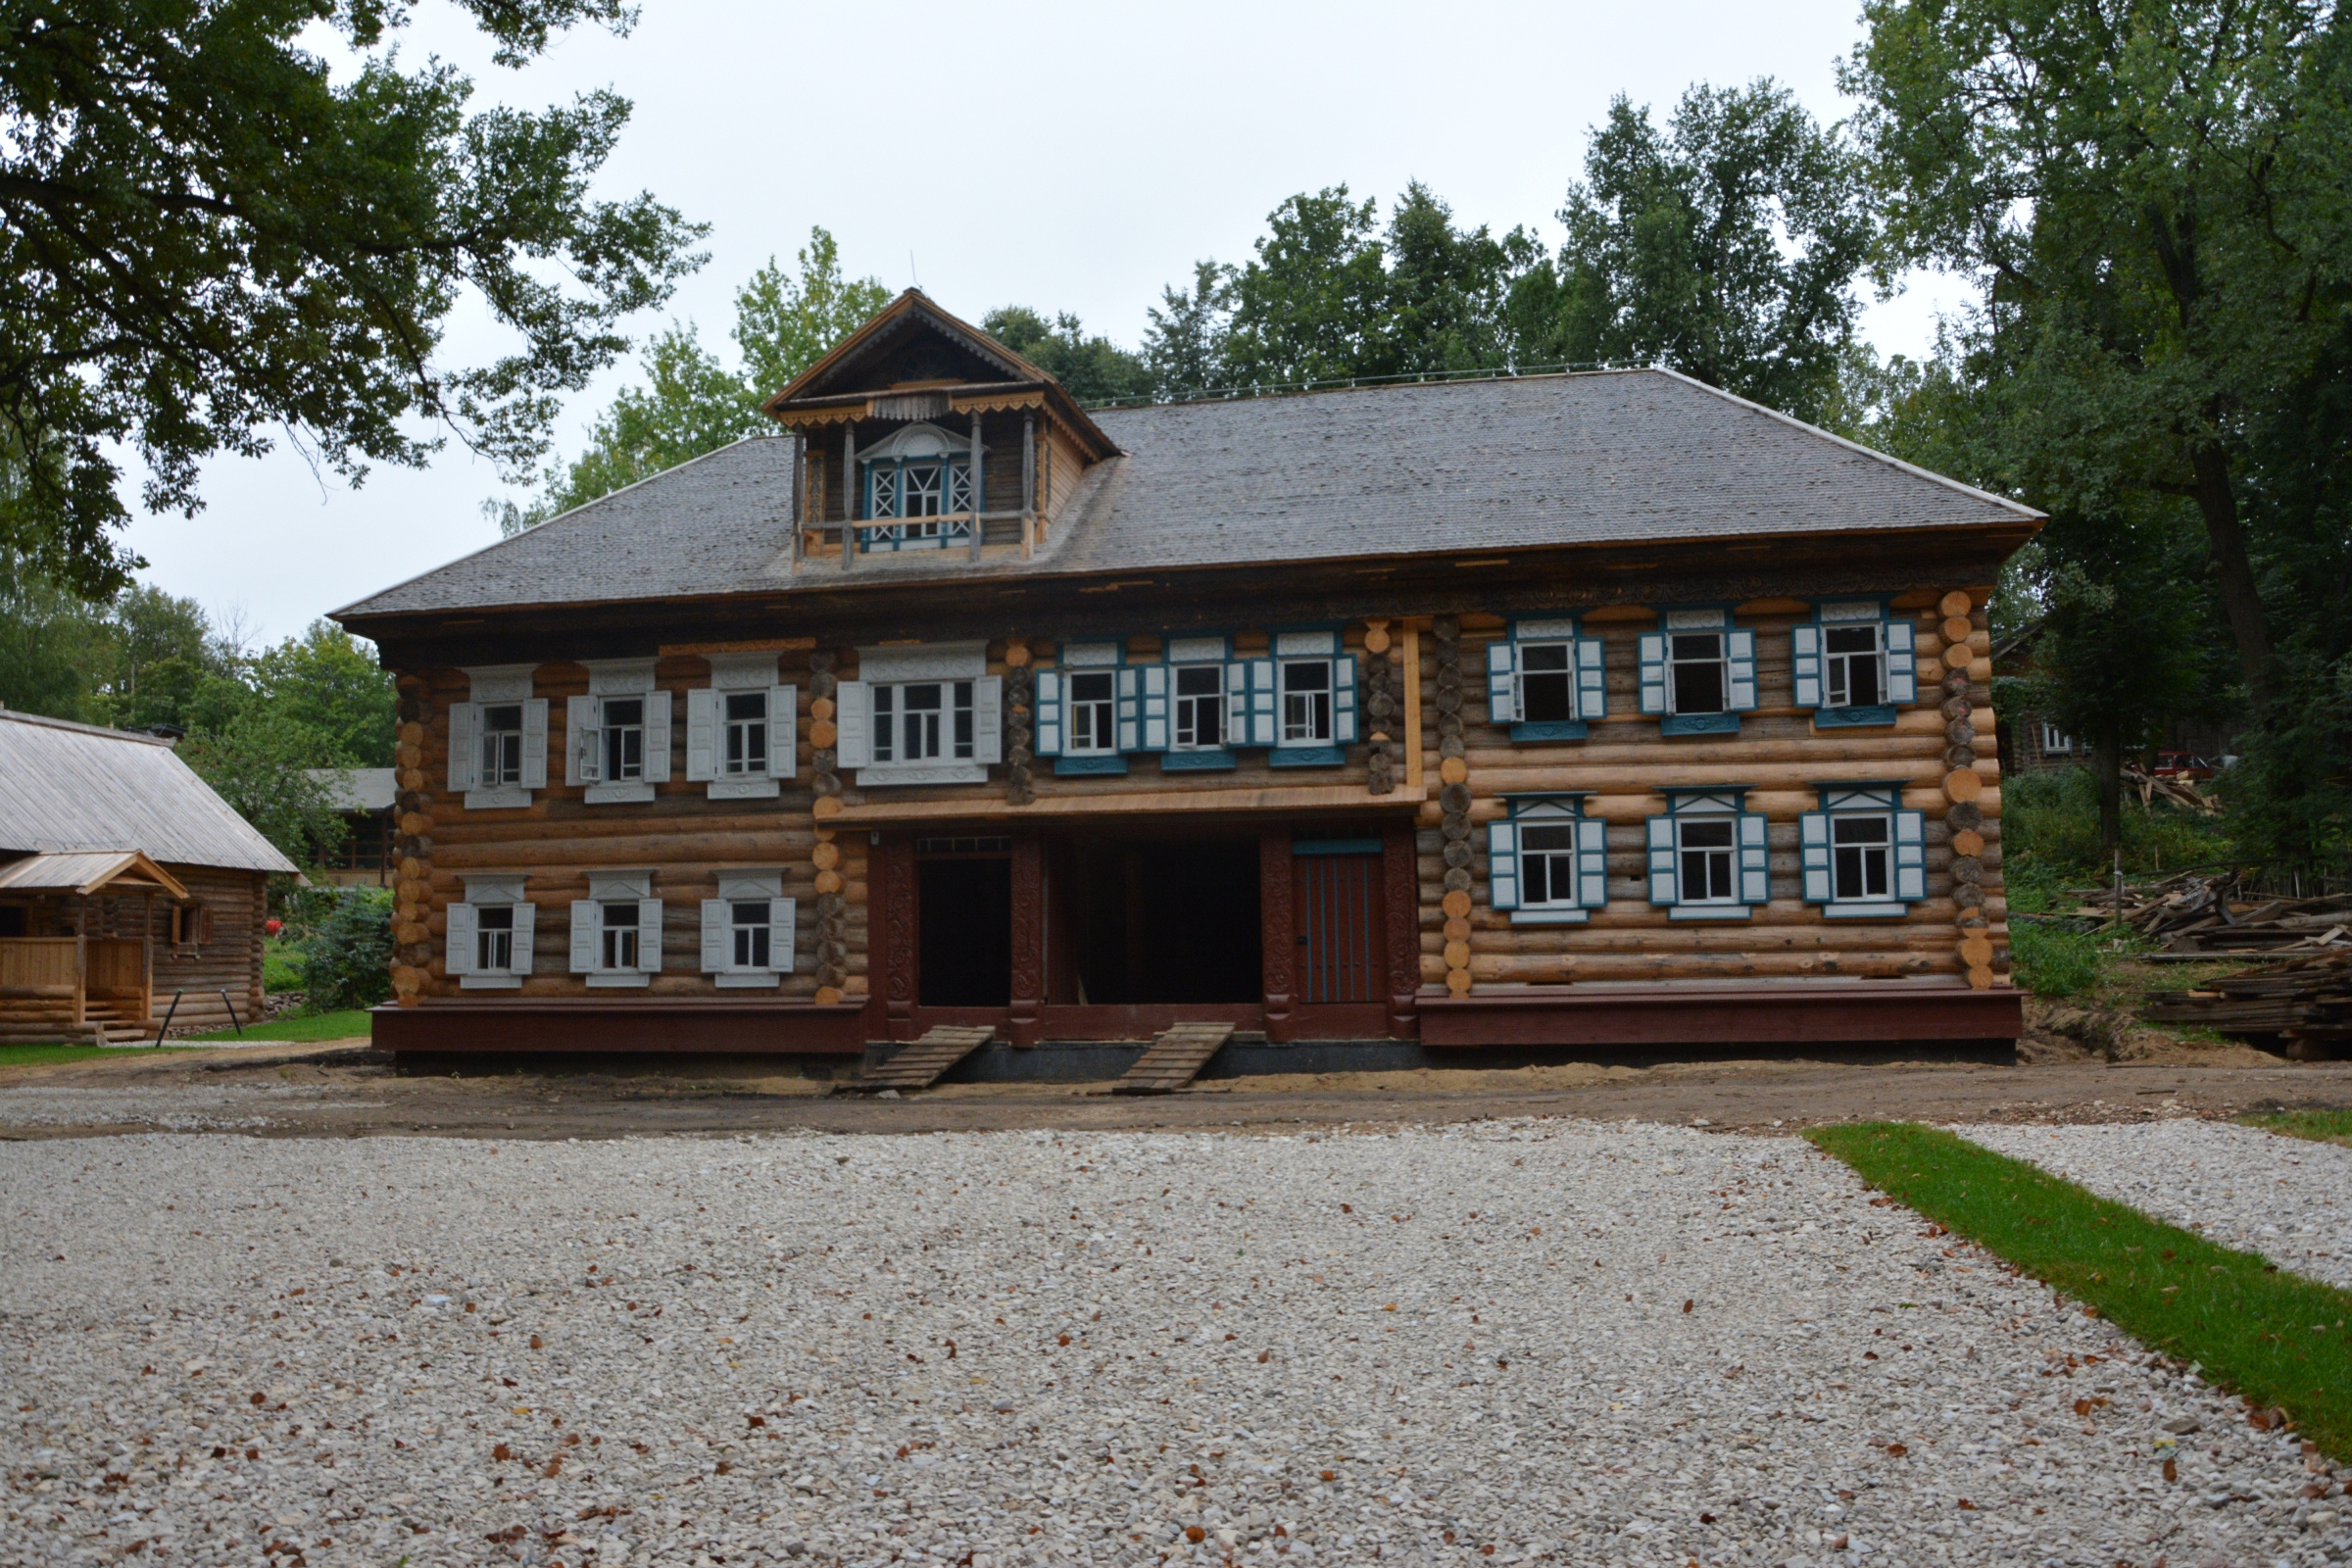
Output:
[122,0,1970,647]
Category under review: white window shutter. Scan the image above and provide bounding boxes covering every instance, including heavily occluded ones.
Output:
[1791,625,1823,710]
[519,699,550,790]
[1727,630,1759,712]
[1249,659,1278,747]
[1033,669,1064,757]
[510,901,536,972]
[1333,654,1358,744]
[638,899,664,972]
[1894,809,1927,901]
[1487,820,1520,909]
[1638,634,1668,715]
[1646,816,1678,905]
[1576,637,1606,720]
[1576,817,1609,908]
[700,899,729,972]
[445,903,477,974]
[1139,663,1170,751]
[835,680,872,768]
[447,703,479,792]
[772,684,807,772]
[1739,812,1770,904]
[685,688,718,782]
[642,691,672,782]
[1799,812,1832,903]
[973,675,1004,763]
[1886,619,1918,705]
[770,898,797,973]
[1115,666,1142,753]
[567,694,600,785]
[1486,640,1518,724]
[1224,662,1250,744]
[570,900,599,972]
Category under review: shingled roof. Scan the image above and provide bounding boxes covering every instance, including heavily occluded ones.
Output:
[336,368,2039,620]
[0,710,297,874]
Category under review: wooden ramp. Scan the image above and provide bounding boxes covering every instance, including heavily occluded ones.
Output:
[1111,1021,1237,1095]
[852,1025,1000,1092]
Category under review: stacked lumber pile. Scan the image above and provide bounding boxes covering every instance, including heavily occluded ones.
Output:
[2044,869,2352,956]
[2142,950,2352,1048]
[2121,763,2223,814]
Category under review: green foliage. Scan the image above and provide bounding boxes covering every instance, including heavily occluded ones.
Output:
[982,309,1152,404]
[0,556,111,718]
[299,890,394,1012]
[1808,1123,2352,1461]
[1536,80,1876,423]
[0,0,707,599]
[2000,767,2238,882]
[188,1009,373,1044]
[263,937,304,995]
[2007,919,2105,998]
[2244,1108,2352,1150]
[178,710,348,869]
[247,622,398,767]
[0,1043,210,1066]
[501,227,885,530]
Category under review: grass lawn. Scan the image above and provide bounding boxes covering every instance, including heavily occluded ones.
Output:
[187,1009,373,1044]
[0,1042,215,1069]
[1808,1121,2352,1460]
[263,935,304,993]
[2244,1108,2352,1150]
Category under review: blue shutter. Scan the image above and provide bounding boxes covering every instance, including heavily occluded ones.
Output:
[1333,653,1359,744]
[1115,666,1142,753]
[1799,811,1832,903]
[1486,640,1518,724]
[1575,817,1609,908]
[1246,659,1278,747]
[1488,820,1520,909]
[1893,809,1927,901]
[1575,637,1606,720]
[1738,812,1770,904]
[1791,624,1823,710]
[1645,816,1678,905]
[1727,629,1759,712]
[1033,669,1064,757]
[1638,634,1668,714]
[1886,619,1918,705]
[1138,663,1170,751]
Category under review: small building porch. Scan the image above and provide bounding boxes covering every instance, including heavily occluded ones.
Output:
[0,851,188,1045]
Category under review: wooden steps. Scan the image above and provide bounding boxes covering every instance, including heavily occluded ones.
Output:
[851,1025,1001,1092]
[1111,1021,1236,1095]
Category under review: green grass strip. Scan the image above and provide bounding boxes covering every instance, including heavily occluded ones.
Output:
[1806,1121,2352,1461]
[0,1042,214,1068]
[2243,1108,2352,1151]
[186,1008,373,1044]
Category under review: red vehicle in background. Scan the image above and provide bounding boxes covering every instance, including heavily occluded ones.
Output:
[2152,751,2218,782]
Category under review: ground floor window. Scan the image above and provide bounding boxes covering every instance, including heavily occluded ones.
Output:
[448,874,533,989]
[1646,791,1767,919]
[1801,787,1926,916]
[702,871,793,986]
[571,873,660,987]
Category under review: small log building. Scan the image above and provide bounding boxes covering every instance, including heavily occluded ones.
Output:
[337,292,2037,1059]
[0,710,295,1042]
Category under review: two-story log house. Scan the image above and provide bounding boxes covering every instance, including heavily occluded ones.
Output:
[336,292,2035,1061]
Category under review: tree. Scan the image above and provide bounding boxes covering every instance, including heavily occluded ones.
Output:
[981,309,1152,404]
[0,555,109,719]
[1143,263,1233,399]
[500,227,885,530]
[1842,0,2352,713]
[249,622,399,767]
[178,710,348,868]
[1,0,708,599]
[1531,80,1876,424]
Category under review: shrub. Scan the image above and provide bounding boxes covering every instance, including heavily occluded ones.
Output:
[2008,919,2106,998]
[2001,765,2237,882]
[299,889,393,1012]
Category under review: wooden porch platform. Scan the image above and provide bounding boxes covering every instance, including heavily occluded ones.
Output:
[1111,1022,1237,1095]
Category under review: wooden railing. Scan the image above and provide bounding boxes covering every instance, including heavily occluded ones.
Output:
[88,939,146,999]
[0,938,77,996]
[0,938,149,1028]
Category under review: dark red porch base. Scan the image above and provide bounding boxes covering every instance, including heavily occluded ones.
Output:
[369,998,869,1054]
[1417,979,2022,1049]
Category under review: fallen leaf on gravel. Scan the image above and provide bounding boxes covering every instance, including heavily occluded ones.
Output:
[1886,1444,1908,1457]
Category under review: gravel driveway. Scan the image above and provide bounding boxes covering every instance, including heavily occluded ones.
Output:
[2,1122,2343,1567]
[1963,1120,2352,1293]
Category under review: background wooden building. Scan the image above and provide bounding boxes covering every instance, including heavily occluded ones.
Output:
[338,292,2036,1061]
[0,709,294,1042]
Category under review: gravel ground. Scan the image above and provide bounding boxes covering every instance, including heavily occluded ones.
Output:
[3,1122,2345,1568]
[0,1083,380,1130]
[1961,1120,2352,1293]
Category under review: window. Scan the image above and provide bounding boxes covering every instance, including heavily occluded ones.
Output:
[1066,671,1116,754]
[1487,798,1608,923]
[1639,612,1755,735]
[1800,786,1925,914]
[857,422,979,551]
[169,902,212,947]
[600,696,645,782]
[600,902,639,969]
[838,644,1002,785]
[724,692,768,774]
[448,873,533,988]
[1263,630,1357,764]
[479,704,525,786]
[1519,643,1578,723]
[1032,644,1145,776]
[702,871,794,986]
[1645,791,1767,918]
[1174,663,1224,750]
[1824,624,1884,710]
[568,661,669,803]
[477,905,515,971]
[1487,619,1605,741]
[1792,604,1915,725]
[873,681,973,762]
[571,872,659,986]
[2041,723,2074,756]
[1280,658,1332,743]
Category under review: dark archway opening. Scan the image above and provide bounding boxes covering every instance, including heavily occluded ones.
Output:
[917,856,1012,1006]
[1049,835,1260,1005]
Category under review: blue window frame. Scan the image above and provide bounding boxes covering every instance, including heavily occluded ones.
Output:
[1792,602,1916,728]
[857,422,980,552]
[1487,796,1609,924]
[1638,609,1756,736]
[1645,788,1769,919]
[1486,618,1605,741]
[1799,784,1926,916]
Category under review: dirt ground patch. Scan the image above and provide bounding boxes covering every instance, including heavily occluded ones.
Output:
[2,1032,2348,1140]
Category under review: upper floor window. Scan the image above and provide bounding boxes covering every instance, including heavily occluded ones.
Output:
[2040,722,2074,756]
[875,680,973,762]
[684,653,797,801]
[448,665,547,809]
[568,660,670,805]
[1799,785,1926,916]
[1033,631,1356,773]
[1792,602,1916,727]
[1486,617,1605,740]
[837,643,1004,786]
[1645,789,1768,919]
[601,697,645,781]
[858,422,980,550]
[480,704,526,786]
[1265,630,1357,765]
[1282,657,1332,743]
[724,693,768,772]
[1639,610,1756,736]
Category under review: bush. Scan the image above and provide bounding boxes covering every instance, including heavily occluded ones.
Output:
[2001,765,2237,882]
[2008,919,2105,998]
[298,889,393,1012]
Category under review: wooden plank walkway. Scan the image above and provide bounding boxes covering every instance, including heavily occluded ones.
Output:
[851,1025,1001,1092]
[1110,1021,1237,1096]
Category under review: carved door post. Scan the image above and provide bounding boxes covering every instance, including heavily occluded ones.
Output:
[878,833,917,1042]
[1007,831,1044,1048]
[1382,818,1422,1038]
[1259,827,1297,1044]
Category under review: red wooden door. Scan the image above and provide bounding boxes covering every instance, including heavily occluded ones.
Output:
[1293,852,1383,1004]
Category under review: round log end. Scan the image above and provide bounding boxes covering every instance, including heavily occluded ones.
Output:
[1442,890,1473,919]
[1443,916,1472,942]
[1362,625,1393,655]
[1959,934,1995,967]
[1439,757,1469,785]
[1952,828,1985,858]
[1940,615,1976,645]
[1964,964,1995,990]
[1445,967,1473,997]
[814,870,844,896]
[809,695,836,722]
[1443,940,1472,970]
[810,842,841,870]
[814,986,843,1007]
[1939,590,1974,617]
[1944,767,1984,803]
[812,796,843,820]
[809,719,840,749]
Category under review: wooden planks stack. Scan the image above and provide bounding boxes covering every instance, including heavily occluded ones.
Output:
[2143,951,2352,1046]
[1110,1021,1237,1095]
[851,1024,1000,1091]
[2048,869,2352,956]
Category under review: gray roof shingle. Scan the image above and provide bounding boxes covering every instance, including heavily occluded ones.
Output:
[336,368,2036,619]
[0,711,298,873]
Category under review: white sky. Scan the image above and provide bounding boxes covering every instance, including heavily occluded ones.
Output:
[121,0,1973,646]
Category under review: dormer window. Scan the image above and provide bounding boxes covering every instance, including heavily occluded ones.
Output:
[858,422,980,550]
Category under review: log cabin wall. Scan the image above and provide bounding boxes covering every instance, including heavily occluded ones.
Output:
[7,865,266,1032]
